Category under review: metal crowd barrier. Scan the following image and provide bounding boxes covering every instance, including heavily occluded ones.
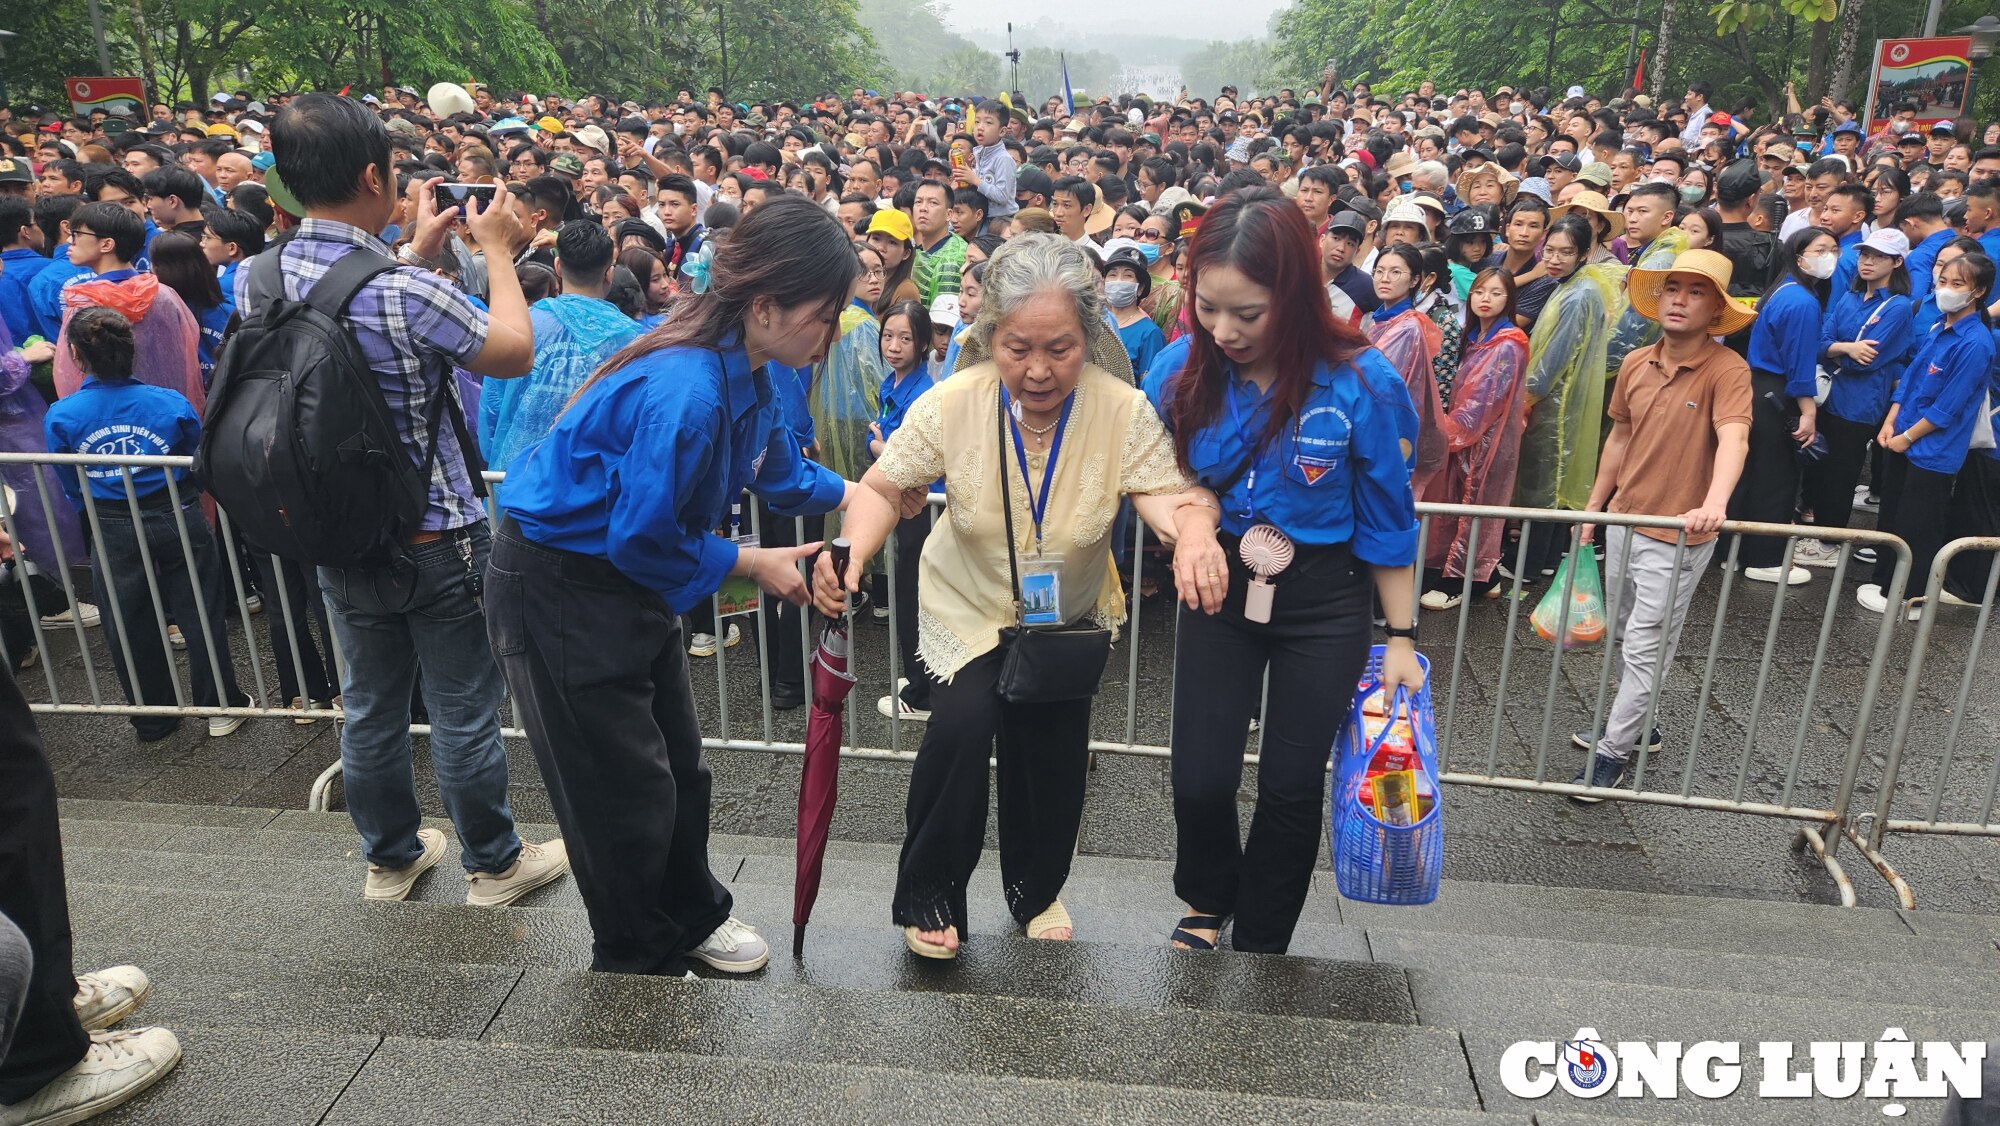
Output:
[0,452,1935,906]
[1847,536,2000,909]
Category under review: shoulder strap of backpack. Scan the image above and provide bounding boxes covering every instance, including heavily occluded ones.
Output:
[304,248,399,321]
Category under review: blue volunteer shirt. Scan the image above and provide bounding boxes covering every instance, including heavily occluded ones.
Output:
[768,360,816,453]
[1817,286,1913,426]
[1826,231,1865,308]
[1893,314,2000,476]
[1140,333,1193,404]
[1746,279,1824,399]
[43,376,201,506]
[194,300,233,385]
[500,336,847,613]
[1147,350,1421,565]
[1903,228,1952,305]
[876,367,934,444]
[27,253,89,342]
[0,248,54,342]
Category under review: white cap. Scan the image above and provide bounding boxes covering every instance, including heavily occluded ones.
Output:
[1860,228,1911,258]
[1565,85,1587,99]
[1100,237,1145,259]
[928,293,961,328]
[1382,198,1430,228]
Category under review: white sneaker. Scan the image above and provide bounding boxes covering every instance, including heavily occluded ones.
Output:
[15,646,37,671]
[167,625,186,651]
[40,602,100,628]
[1790,539,1844,569]
[1744,565,1811,586]
[465,839,570,907]
[206,714,244,738]
[1940,588,1984,608]
[1855,584,1923,621]
[364,827,448,901]
[1419,589,1462,611]
[688,632,719,657]
[73,966,151,1031]
[871,604,891,621]
[692,915,770,973]
[0,1027,180,1126]
[877,677,931,722]
[243,592,263,614]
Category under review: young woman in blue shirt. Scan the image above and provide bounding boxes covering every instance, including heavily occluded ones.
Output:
[1150,189,1425,954]
[486,196,857,977]
[1802,229,1913,558]
[1861,252,1997,617]
[1730,226,1835,585]
[870,299,939,721]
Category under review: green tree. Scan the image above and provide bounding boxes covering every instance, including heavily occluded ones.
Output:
[1014,46,1118,105]
[923,45,1002,97]
[1180,38,1306,98]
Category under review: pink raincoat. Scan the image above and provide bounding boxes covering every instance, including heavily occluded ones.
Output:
[1365,305,1449,496]
[1426,323,1530,581]
[52,272,205,414]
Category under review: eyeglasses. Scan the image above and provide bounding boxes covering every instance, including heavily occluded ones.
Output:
[70,229,99,241]
[861,267,887,280]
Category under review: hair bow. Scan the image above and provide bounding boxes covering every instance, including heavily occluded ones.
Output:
[683,240,718,295]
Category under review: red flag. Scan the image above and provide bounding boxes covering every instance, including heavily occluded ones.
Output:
[1633,49,1646,93]
[337,84,352,97]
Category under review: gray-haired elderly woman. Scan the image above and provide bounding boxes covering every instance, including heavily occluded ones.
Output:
[812,234,1228,961]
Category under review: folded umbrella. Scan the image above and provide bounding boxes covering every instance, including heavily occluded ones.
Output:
[794,539,855,956]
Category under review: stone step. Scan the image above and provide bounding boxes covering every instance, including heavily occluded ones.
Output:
[1418,967,1996,1124]
[319,1036,1515,1126]
[66,880,1393,1023]
[1370,926,2000,1011]
[57,930,1476,1111]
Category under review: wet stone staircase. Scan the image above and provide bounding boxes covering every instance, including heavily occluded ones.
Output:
[48,796,2000,1125]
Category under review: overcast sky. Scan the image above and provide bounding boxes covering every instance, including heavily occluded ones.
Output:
[950,0,1289,37]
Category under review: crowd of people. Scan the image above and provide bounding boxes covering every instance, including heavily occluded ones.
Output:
[0,69,1998,1125]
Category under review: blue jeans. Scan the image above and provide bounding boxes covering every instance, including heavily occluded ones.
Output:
[319,522,520,874]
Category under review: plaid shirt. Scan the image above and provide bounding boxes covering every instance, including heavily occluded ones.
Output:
[234,219,490,532]
[913,233,967,307]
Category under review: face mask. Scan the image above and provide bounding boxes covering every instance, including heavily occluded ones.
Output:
[1398,179,1414,194]
[1508,102,1525,116]
[1800,252,1838,280]
[1679,184,1705,203]
[1936,287,1974,313]
[1135,241,1161,263]
[672,123,684,136]
[1104,279,1141,308]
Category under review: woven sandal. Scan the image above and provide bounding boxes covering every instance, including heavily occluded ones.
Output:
[1025,899,1073,940]
[903,925,959,960]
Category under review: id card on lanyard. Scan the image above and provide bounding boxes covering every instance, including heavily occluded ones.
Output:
[1002,387,1073,626]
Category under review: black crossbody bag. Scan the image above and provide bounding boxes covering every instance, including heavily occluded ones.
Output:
[994,385,1114,704]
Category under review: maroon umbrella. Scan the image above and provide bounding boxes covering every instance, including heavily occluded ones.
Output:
[795,539,855,956]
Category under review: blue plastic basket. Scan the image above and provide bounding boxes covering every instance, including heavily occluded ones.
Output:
[1331,644,1443,905]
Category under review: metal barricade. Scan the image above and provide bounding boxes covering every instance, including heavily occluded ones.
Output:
[1849,536,2000,909]
[0,452,1921,906]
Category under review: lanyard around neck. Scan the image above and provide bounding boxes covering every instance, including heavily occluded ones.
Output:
[1000,386,1074,554]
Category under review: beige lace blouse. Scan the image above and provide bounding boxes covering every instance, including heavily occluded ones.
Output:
[872,360,1194,680]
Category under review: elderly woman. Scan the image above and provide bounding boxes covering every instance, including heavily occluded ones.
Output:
[812,234,1222,961]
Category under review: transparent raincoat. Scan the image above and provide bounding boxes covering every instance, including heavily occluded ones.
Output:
[811,302,885,487]
[1516,263,1625,510]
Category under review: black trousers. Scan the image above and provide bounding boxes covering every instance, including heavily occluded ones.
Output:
[1873,452,1956,593]
[1170,538,1372,953]
[486,521,731,976]
[1727,371,1801,568]
[1802,412,1876,533]
[0,661,89,1103]
[760,506,822,697]
[889,511,937,709]
[1945,454,2000,603]
[892,647,1091,933]
[249,549,337,705]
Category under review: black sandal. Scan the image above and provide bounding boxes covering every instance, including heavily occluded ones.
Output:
[1170,914,1227,950]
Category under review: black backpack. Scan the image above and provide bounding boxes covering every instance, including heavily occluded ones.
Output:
[194,248,485,570]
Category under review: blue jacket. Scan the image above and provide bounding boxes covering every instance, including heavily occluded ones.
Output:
[1148,350,1421,565]
[193,300,233,386]
[876,367,934,444]
[43,376,201,506]
[1826,230,1866,304]
[1903,228,1953,306]
[1893,314,1999,476]
[501,336,847,613]
[1817,286,1913,426]
[26,253,89,343]
[1746,279,1824,399]
[0,248,53,343]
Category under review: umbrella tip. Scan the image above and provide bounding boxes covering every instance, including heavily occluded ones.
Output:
[793,924,806,958]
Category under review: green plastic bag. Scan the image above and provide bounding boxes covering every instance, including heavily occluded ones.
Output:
[1531,547,1607,649]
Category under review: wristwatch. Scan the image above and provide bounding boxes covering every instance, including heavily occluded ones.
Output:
[1385,623,1418,642]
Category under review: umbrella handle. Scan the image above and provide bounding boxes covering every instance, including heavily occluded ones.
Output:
[827,537,852,622]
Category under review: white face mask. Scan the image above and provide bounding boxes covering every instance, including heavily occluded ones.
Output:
[1508,102,1525,116]
[1799,252,1838,280]
[672,122,685,136]
[1936,286,1974,313]
[1104,279,1141,308]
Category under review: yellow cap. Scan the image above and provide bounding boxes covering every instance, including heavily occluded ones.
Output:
[865,207,914,244]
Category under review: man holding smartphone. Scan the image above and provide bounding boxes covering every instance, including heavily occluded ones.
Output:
[241,94,570,910]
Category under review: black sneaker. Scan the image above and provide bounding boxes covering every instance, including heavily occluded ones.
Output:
[1569,754,1629,803]
[1571,725,1663,753]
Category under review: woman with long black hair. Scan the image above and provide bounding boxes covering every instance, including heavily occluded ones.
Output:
[1150,187,1425,954]
[1729,225,1837,585]
[486,195,857,977]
